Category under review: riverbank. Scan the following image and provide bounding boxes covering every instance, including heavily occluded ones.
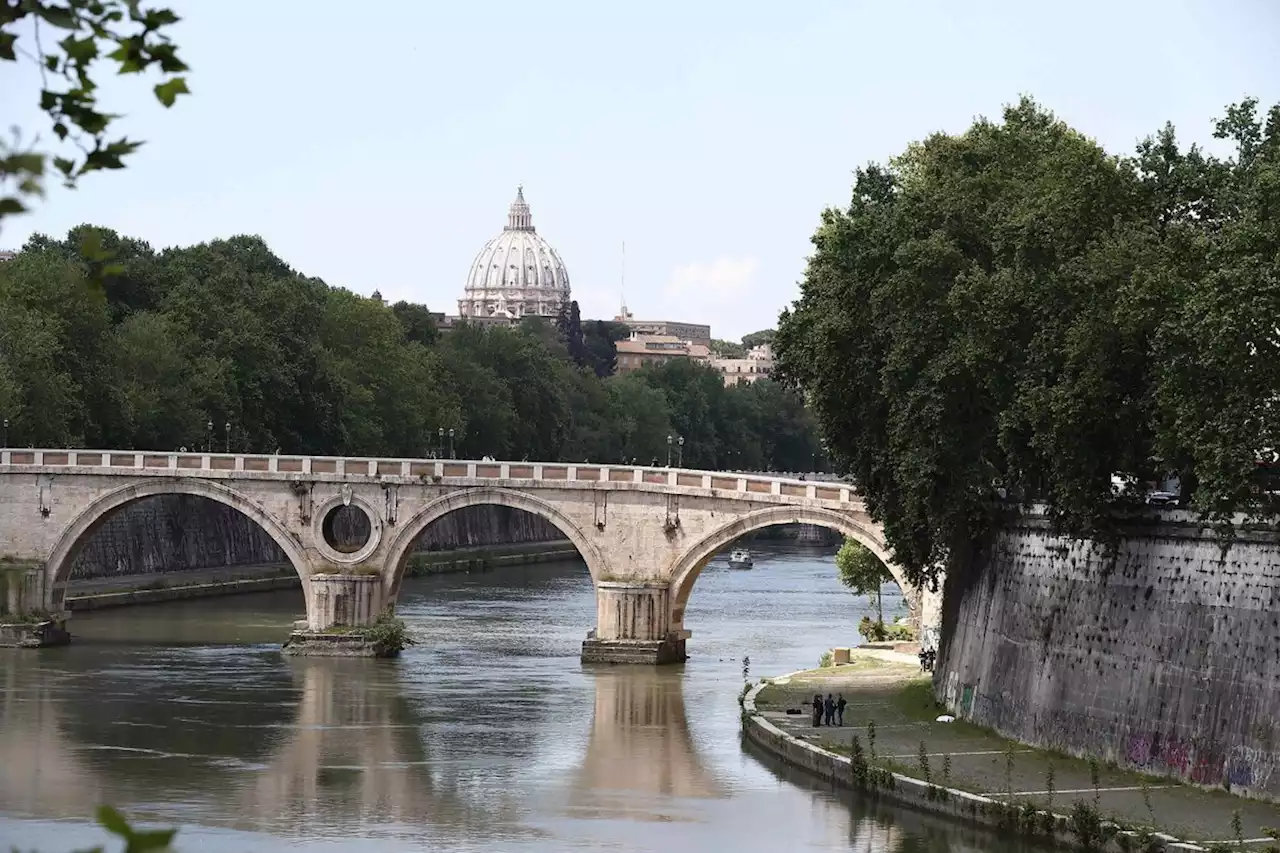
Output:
[745,650,1280,849]
[64,540,577,611]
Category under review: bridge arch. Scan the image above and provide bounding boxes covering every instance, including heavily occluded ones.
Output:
[44,478,311,611]
[667,504,911,631]
[383,487,608,602]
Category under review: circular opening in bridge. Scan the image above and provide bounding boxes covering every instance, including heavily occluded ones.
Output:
[321,504,371,553]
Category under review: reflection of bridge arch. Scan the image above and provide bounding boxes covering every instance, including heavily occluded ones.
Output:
[0,654,103,819]
[569,668,722,812]
[243,659,448,828]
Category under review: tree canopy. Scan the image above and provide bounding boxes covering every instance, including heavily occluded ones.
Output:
[0,227,822,472]
[776,97,1280,586]
[835,539,893,624]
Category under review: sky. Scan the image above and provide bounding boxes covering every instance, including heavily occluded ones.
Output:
[3,0,1280,340]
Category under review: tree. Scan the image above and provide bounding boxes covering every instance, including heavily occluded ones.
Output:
[710,339,746,358]
[776,96,1280,588]
[835,539,893,625]
[1,1,189,231]
[390,301,439,347]
[741,329,775,349]
[581,320,628,378]
[555,300,588,368]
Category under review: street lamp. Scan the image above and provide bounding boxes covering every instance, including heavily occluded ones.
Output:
[2,417,7,447]
[207,419,213,453]
[224,422,231,453]
[448,428,456,459]
[438,427,445,459]
[677,435,684,468]
[666,435,673,467]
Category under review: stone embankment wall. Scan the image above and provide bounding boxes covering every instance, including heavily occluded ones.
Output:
[938,513,1280,801]
[70,495,564,579]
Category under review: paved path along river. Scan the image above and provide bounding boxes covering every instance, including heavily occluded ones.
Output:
[0,543,1031,853]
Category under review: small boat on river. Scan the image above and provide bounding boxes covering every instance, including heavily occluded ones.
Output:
[728,549,754,569]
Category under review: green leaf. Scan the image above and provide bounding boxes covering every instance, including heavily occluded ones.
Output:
[142,8,181,28]
[0,30,16,62]
[36,6,77,29]
[53,156,77,176]
[59,34,99,64]
[96,804,131,837]
[0,197,27,216]
[153,76,189,107]
[53,121,68,139]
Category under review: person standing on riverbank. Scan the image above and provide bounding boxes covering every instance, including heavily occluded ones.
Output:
[812,693,823,726]
[836,694,847,726]
[823,694,836,726]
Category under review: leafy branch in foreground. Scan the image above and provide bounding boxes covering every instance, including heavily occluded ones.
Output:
[0,0,189,228]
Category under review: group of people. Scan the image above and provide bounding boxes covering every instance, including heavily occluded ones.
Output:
[918,647,937,673]
[811,693,847,727]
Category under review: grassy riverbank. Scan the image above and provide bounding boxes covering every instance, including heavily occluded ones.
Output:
[754,651,1280,845]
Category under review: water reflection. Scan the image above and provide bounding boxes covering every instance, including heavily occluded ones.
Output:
[1,549,1045,852]
[569,667,722,815]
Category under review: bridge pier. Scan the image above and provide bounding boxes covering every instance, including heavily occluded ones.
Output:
[581,581,687,665]
[283,574,389,657]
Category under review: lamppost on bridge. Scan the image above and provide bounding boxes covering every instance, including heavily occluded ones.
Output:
[224,422,231,454]
[677,435,684,468]
[438,427,445,459]
[448,428,456,459]
[666,435,673,467]
[206,419,213,453]
[2,417,7,447]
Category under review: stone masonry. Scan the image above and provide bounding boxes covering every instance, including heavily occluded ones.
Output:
[0,449,940,661]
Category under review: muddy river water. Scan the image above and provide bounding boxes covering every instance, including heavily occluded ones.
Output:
[0,543,1027,853]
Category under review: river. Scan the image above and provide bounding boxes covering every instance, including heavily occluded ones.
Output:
[0,542,1024,853]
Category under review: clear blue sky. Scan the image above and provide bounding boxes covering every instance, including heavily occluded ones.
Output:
[3,0,1279,339]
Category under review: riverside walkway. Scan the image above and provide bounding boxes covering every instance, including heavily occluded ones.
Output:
[753,650,1280,845]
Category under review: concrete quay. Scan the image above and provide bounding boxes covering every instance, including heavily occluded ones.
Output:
[744,650,1280,849]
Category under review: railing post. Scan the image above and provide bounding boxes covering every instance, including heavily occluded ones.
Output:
[336,459,346,475]
[500,463,510,478]
[701,474,712,489]
[806,484,817,499]
[366,459,377,476]
[34,450,45,465]
[668,470,677,487]
[303,457,313,474]
[771,480,782,495]
[434,460,444,477]
[202,454,211,470]
[633,467,643,483]
[533,464,543,480]
[401,461,411,476]
[466,462,477,478]
[234,455,245,471]
[268,456,279,473]
[133,453,143,468]
[736,477,747,492]
[567,465,578,480]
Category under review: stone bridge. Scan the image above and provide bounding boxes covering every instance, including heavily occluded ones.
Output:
[0,448,941,662]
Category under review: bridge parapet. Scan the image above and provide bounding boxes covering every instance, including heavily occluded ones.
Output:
[0,449,856,505]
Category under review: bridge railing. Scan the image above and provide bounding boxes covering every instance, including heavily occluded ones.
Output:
[0,449,857,505]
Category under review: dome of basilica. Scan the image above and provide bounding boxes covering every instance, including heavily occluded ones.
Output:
[458,187,570,320]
